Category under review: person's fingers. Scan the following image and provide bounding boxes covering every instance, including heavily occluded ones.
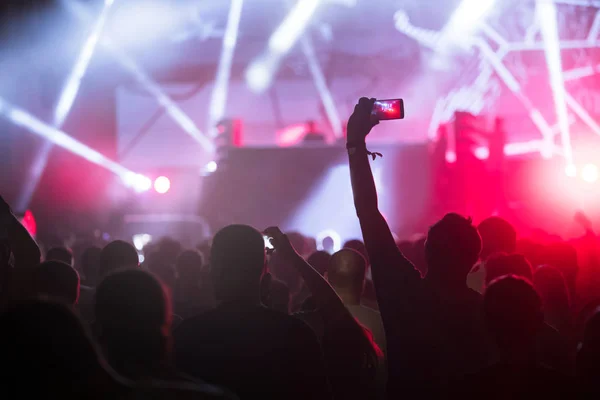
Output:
[263,227,282,238]
[358,97,372,112]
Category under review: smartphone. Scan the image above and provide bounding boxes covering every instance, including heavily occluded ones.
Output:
[372,99,404,120]
[263,235,274,250]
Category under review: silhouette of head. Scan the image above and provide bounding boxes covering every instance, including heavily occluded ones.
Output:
[146,251,177,290]
[46,246,73,266]
[343,239,369,264]
[577,308,600,384]
[33,261,80,306]
[80,246,102,287]
[0,300,103,395]
[425,213,481,283]
[176,249,204,283]
[477,217,516,261]
[485,253,533,288]
[98,240,139,281]
[307,250,331,276]
[484,275,543,354]
[328,249,367,304]
[95,269,172,379]
[211,225,266,303]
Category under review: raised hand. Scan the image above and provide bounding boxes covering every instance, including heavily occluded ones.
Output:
[263,227,299,261]
[346,97,379,144]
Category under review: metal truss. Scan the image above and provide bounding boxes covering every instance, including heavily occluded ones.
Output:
[394,2,600,158]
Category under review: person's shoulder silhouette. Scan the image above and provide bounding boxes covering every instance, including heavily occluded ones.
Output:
[174,225,330,400]
[451,275,574,398]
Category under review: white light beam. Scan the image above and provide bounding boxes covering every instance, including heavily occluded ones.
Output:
[54,0,115,127]
[0,97,145,183]
[537,0,574,165]
[208,0,244,137]
[269,0,320,55]
[17,0,115,211]
[65,0,215,153]
[246,0,322,93]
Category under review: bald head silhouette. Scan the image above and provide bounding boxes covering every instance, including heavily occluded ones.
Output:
[327,249,367,305]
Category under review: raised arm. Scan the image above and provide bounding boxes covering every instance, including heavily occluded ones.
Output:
[0,197,40,269]
[264,227,351,323]
[346,98,420,290]
[0,196,41,306]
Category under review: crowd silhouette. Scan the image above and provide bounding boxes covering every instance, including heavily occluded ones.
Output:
[1,98,600,398]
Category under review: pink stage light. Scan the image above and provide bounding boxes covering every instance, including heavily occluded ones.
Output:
[445,151,457,163]
[565,164,577,178]
[474,146,490,160]
[582,164,598,183]
[154,176,171,194]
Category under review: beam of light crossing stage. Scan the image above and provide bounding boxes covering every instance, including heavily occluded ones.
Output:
[300,35,343,138]
[55,0,115,128]
[435,0,496,51]
[537,0,574,167]
[65,0,214,153]
[0,97,151,192]
[208,0,244,137]
[16,0,115,211]
[246,0,322,93]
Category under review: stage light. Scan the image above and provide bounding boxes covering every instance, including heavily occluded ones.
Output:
[132,233,152,251]
[154,176,171,194]
[246,55,277,93]
[208,0,244,136]
[445,151,457,163]
[565,164,577,177]
[582,164,598,183]
[205,161,218,173]
[474,146,490,160]
[316,229,342,253]
[268,0,321,55]
[537,0,574,166]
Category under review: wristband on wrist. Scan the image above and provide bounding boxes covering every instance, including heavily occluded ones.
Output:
[346,141,382,160]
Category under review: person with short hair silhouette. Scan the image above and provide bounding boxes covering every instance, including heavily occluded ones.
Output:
[174,224,330,400]
[346,98,492,396]
[451,275,574,397]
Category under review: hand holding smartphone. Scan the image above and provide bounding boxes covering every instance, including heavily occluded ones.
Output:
[371,99,404,121]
